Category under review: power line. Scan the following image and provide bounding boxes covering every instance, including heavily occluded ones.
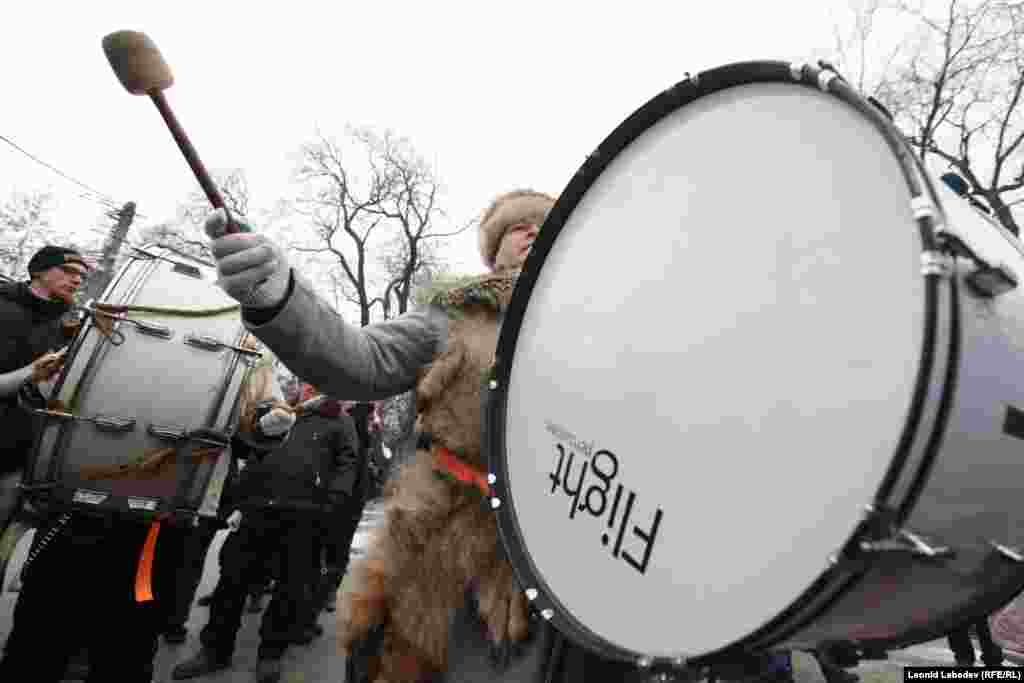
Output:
[0,133,122,209]
[0,133,150,220]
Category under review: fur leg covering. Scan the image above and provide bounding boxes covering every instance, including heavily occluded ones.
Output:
[337,450,530,682]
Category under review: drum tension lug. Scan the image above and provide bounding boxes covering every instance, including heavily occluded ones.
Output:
[966,261,1018,297]
[860,503,898,537]
[635,656,700,683]
[837,503,900,562]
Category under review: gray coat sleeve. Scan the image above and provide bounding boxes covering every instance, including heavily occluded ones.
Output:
[242,272,448,401]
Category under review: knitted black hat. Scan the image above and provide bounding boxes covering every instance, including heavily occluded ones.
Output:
[27,246,90,275]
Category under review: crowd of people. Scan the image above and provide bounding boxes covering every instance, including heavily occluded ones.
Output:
[0,182,1015,683]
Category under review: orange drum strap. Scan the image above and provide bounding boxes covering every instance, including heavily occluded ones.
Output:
[134,520,161,603]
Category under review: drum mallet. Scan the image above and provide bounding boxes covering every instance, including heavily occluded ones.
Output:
[101,30,240,233]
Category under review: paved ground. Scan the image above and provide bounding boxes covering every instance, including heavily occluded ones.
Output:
[0,511,1012,683]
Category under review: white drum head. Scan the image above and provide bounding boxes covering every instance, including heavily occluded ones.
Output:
[494,74,925,660]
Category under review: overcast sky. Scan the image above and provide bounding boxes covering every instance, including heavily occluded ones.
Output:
[1,1,848,274]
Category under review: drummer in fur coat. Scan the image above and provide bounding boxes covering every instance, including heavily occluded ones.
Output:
[202,189,645,682]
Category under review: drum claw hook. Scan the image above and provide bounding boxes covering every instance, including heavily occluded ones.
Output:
[859,528,952,558]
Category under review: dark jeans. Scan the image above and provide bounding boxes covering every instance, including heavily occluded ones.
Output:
[200,508,317,660]
[165,522,218,630]
[948,619,1004,666]
[310,499,365,616]
[0,515,184,683]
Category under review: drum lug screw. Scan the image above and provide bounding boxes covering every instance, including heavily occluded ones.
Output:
[817,70,837,92]
[487,473,497,485]
[540,608,554,621]
[488,380,499,390]
[490,497,501,509]
[637,656,654,669]
[525,588,539,601]
[920,251,952,277]
[911,196,938,221]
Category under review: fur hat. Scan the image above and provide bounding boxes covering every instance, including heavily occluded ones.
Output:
[478,189,555,270]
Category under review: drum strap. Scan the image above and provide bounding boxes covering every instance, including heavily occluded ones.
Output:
[74,444,224,481]
[431,444,491,497]
[134,519,161,602]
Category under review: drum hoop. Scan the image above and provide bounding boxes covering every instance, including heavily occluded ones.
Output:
[485,60,951,665]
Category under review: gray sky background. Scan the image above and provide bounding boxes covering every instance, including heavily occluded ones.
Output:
[2,1,857,274]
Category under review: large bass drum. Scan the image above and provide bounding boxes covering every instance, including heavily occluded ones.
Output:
[485,61,1024,668]
[22,245,258,523]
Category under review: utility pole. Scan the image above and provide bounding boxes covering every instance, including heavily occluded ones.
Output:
[83,201,135,301]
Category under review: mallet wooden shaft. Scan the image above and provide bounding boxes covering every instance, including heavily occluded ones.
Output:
[148,90,235,230]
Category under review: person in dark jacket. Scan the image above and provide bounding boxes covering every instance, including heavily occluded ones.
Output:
[305,396,368,621]
[0,246,89,536]
[172,387,361,683]
[160,453,247,645]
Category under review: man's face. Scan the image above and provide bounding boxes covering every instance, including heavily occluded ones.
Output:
[36,263,88,303]
[494,222,541,271]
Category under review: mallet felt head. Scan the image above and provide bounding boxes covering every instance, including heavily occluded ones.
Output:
[102,30,174,95]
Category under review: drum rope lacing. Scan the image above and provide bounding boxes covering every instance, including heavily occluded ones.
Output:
[79,301,242,347]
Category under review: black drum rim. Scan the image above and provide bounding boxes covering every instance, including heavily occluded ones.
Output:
[485,59,945,666]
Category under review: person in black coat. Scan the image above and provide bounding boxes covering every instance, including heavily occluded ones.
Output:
[172,387,361,683]
[0,246,88,535]
[323,400,374,574]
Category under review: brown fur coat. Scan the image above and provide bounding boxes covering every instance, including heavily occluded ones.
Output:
[337,270,530,683]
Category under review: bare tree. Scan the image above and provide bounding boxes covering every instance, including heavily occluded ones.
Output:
[134,221,213,262]
[178,169,251,226]
[828,0,1024,234]
[0,191,101,278]
[0,191,55,278]
[284,128,470,467]
[135,169,252,261]
[287,127,467,326]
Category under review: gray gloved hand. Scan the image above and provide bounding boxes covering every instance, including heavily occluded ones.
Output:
[258,408,296,437]
[204,209,291,309]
